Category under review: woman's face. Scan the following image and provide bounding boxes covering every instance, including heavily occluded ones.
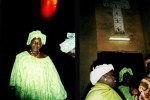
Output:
[30,38,42,52]
[102,70,116,88]
[123,72,132,85]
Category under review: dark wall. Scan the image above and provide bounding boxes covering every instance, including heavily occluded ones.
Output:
[139,0,150,52]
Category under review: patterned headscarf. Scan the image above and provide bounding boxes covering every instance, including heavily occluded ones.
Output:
[26,30,46,45]
[59,32,75,53]
[119,67,133,83]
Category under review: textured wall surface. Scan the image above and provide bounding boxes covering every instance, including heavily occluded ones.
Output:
[96,1,146,52]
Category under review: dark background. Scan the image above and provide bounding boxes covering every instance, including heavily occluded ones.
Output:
[0,0,78,99]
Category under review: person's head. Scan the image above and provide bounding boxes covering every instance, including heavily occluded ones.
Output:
[119,67,133,85]
[90,64,116,88]
[26,30,46,52]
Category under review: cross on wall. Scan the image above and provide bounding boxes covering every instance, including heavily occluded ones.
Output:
[102,0,130,34]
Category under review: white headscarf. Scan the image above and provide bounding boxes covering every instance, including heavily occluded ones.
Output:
[90,64,114,85]
[59,32,75,53]
[26,30,46,45]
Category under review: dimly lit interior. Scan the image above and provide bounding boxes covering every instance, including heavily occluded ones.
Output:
[80,0,150,99]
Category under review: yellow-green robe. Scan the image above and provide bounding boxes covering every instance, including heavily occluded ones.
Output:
[85,82,122,100]
[9,51,67,100]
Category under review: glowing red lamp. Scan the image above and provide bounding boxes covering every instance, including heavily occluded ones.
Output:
[40,0,57,20]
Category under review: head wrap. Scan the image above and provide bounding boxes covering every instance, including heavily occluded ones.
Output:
[26,30,46,45]
[59,32,75,53]
[90,64,114,85]
[119,67,133,83]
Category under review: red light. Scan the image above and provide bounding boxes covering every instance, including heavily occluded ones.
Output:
[40,0,57,20]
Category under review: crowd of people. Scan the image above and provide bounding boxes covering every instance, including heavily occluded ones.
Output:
[85,53,150,100]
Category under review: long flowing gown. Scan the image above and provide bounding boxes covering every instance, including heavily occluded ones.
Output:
[9,51,67,100]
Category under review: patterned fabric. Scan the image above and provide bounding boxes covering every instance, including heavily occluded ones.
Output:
[118,85,134,100]
[85,82,122,100]
[138,77,150,100]
[9,51,67,100]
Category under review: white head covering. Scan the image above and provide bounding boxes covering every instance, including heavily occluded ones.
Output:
[26,30,46,45]
[90,64,114,85]
[59,32,75,53]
